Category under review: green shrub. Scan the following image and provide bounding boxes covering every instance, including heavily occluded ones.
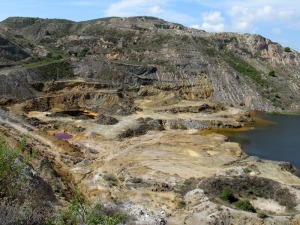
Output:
[274,92,280,99]
[257,210,267,218]
[235,199,255,212]
[0,136,29,197]
[131,177,142,183]
[268,70,276,77]
[284,47,291,52]
[220,188,237,203]
[243,168,252,174]
[57,189,126,225]
[178,200,186,209]
[103,174,118,187]
[77,47,90,57]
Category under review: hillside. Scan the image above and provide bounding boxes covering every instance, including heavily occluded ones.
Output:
[0,16,299,112]
[1,16,300,224]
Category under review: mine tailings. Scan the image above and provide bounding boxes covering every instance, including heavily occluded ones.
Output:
[203,112,300,176]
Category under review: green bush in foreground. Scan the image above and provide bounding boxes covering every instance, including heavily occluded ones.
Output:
[235,199,256,212]
[0,136,29,197]
[57,189,126,225]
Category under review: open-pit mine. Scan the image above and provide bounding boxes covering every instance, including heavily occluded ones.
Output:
[1,16,300,224]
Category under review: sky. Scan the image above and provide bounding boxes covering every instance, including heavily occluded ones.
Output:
[0,0,299,51]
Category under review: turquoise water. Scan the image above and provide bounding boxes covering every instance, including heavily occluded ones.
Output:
[223,113,300,174]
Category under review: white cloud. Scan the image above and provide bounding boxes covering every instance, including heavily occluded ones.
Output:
[272,28,282,35]
[227,4,297,32]
[104,0,195,24]
[233,21,253,31]
[202,22,224,32]
[105,0,167,17]
[195,11,225,32]
[202,11,224,23]
[193,0,300,32]
[190,24,201,29]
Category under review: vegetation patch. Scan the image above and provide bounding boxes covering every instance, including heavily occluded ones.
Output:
[268,70,276,77]
[199,176,297,211]
[284,47,291,52]
[220,188,237,203]
[103,174,118,187]
[0,136,56,224]
[77,47,90,58]
[176,177,200,196]
[234,199,255,212]
[56,189,126,225]
[243,167,252,174]
[219,188,255,212]
[224,51,267,86]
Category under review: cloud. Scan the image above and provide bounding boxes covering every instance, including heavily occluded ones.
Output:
[190,24,201,29]
[192,11,225,32]
[192,0,300,32]
[272,28,282,35]
[202,22,225,32]
[202,11,224,24]
[104,0,194,24]
[227,4,298,32]
[105,0,167,17]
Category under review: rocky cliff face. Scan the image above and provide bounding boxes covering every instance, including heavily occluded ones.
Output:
[0,16,299,112]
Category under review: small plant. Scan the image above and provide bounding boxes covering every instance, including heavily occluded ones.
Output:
[274,92,280,99]
[45,30,51,36]
[220,188,237,203]
[0,136,30,197]
[103,174,118,187]
[284,47,291,52]
[225,51,267,86]
[235,199,255,212]
[131,177,142,183]
[257,210,268,219]
[178,200,186,209]
[268,70,276,77]
[243,168,252,174]
[57,188,126,225]
[77,47,90,57]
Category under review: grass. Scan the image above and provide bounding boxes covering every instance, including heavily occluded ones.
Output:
[0,136,28,197]
[243,168,252,174]
[220,188,237,203]
[224,51,267,86]
[19,59,73,80]
[0,136,54,225]
[268,70,276,77]
[235,199,255,212]
[56,188,126,225]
